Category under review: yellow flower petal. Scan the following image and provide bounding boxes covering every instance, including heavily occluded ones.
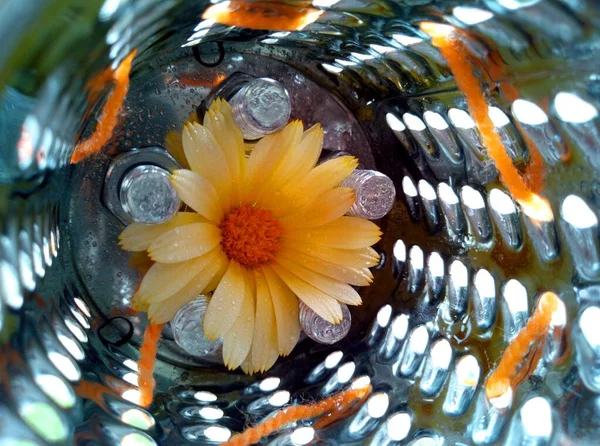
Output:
[282,123,324,186]
[262,265,301,356]
[182,122,233,209]
[243,132,277,198]
[275,256,362,306]
[267,155,358,217]
[137,249,221,304]
[164,129,189,169]
[240,355,254,375]
[119,212,206,252]
[148,222,221,263]
[147,251,228,324]
[171,170,223,223]
[131,292,149,312]
[251,269,279,373]
[222,273,255,370]
[202,255,229,294]
[204,260,247,340]
[262,122,308,193]
[246,121,303,203]
[280,242,380,268]
[282,216,381,249]
[279,187,355,229]
[279,248,373,286]
[270,263,342,324]
[203,99,245,201]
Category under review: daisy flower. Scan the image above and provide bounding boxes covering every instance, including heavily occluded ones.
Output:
[119,99,382,374]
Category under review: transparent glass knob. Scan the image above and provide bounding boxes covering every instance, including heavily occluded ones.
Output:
[342,169,396,220]
[119,165,180,224]
[172,296,222,358]
[299,301,351,345]
[230,78,291,140]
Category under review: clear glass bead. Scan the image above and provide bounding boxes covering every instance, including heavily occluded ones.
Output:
[172,296,222,357]
[119,165,180,224]
[341,169,396,220]
[299,301,351,345]
[230,78,291,140]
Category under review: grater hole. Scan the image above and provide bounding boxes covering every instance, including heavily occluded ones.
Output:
[110,401,156,430]
[501,279,530,342]
[34,374,76,410]
[290,426,315,445]
[383,411,412,442]
[452,6,494,26]
[560,195,600,281]
[379,313,409,362]
[69,306,90,329]
[180,405,224,421]
[394,325,429,378]
[419,337,453,397]
[1,229,24,310]
[488,188,523,250]
[402,177,421,221]
[418,179,440,233]
[322,361,356,396]
[441,259,469,321]
[47,352,80,382]
[442,354,480,417]
[17,228,36,292]
[554,92,598,124]
[121,432,157,446]
[407,245,425,294]
[426,252,445,302]
[472,268,497,332]
[56,329,85,361]
[182,424,232,443]
[20,400,69,443]
[64,315,88,343]
[403,112,427,132]
[437,183,465,239]
[508,396,553,442]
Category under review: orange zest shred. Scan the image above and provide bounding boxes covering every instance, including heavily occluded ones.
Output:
[485,291,561,400]
[138,322,164,407]
[74,379,118,407]
[222,384,372,446]
[71,49,137,164]
[484,51,546,190]
[220,204,283,267]
[202,0,323,31]
[420,23,553,222]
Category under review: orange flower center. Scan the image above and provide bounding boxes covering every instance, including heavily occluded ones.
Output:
[220,204,283,268]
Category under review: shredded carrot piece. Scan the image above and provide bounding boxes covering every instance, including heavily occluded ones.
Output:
[71,50,137,164]
[421,24,552,221]
[485,291,560,399]
[202,0,323,31]
[222,384,372,446]
[138,322,164,407]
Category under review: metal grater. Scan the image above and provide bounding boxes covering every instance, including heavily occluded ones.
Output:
[1,0,599,444]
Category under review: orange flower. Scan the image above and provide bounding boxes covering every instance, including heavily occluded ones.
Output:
[120,99,381,373]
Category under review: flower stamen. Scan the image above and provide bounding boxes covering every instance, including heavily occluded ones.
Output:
[220,204,283,268]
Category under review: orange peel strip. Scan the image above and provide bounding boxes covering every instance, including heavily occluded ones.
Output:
[202,1,323,31]
[485,291,561,399]
[222,384,372,446]
[138,322,164,407]
[420,23,552,222]
[71,49,137,164]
